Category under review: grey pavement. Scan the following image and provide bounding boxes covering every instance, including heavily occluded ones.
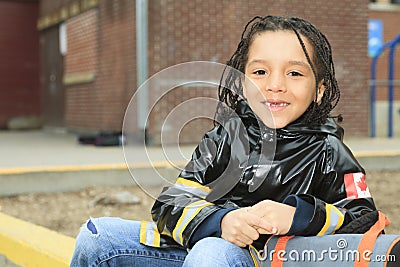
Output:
[0,129,399,196]
[0,129,196,196]
[0,130,196,168]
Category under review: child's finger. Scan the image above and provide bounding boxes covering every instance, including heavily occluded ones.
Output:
[245,210,277,234]
[254,226,274,235]
[241,223,261,241]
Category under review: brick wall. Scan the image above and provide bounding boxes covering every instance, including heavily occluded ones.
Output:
[64,9,99,130]
[64,10,97,75]
[53,0,137,132]
[0,1,40,128]
[147,0,370,141]
[95,0,136,132]
[39,0,371,141]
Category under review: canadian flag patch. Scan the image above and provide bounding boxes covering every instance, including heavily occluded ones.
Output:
[344,172,372,199]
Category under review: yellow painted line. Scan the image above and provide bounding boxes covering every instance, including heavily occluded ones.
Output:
[354,150,400,158]
[0,150,399,175]
[0,161,188,175]
[0,212,76,267]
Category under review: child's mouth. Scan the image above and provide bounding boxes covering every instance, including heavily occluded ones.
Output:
[265,101,289,112]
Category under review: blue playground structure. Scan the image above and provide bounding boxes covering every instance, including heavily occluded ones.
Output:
[370,33,400,138]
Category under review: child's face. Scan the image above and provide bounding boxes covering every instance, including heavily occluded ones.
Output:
[243,30,325,129]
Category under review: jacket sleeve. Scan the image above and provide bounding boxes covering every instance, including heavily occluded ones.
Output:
[150,121,244,248]
[287,135,377,236]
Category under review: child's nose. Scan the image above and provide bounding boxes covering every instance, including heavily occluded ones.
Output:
[264,74,286,93]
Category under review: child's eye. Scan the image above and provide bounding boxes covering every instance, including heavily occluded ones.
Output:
[253,70,267,75]
[288,71,303,77]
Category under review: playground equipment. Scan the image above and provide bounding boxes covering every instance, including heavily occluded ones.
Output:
[370,33,400,138]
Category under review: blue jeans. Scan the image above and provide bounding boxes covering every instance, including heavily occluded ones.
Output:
[70,217,255,267]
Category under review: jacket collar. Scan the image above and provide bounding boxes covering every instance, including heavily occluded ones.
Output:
[234,99,344,140]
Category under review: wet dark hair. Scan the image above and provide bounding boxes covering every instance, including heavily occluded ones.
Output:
[216,15,340,125]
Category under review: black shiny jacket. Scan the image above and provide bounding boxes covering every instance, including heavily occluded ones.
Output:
[142,100,376,250]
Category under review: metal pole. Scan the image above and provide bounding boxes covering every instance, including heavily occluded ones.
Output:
[388,45,394,138]
[136,0,148,132]
[387,34,400,138]
[370,56,378,138]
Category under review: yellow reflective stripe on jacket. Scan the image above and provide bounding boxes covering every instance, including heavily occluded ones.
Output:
[139,221,161,247]
[175,177,211,195]
[248,245,261,267]
[317,204,345,236]
[172,199,213,245]
[332,205,345,233]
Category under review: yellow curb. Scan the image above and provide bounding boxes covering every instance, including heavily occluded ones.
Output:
[0,212,76,267]
[354,150,400,158]
[0,161,188,175]
[0,151,398,175]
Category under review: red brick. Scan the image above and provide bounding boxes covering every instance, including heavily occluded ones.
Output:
[39,0,384,140]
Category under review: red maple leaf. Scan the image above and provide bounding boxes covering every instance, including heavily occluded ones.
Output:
[357,180,368,191]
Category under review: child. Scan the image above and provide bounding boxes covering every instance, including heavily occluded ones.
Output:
[70,15,377,267]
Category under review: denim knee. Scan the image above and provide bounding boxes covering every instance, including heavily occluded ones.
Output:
[70,217,142,267]
[183,237,254,267]
[70,218,105,266]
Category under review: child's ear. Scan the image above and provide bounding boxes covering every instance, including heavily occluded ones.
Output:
[316,80,326,103]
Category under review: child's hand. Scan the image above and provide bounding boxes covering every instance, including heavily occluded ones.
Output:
[221,208,277,247]
[248,200,295,235]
